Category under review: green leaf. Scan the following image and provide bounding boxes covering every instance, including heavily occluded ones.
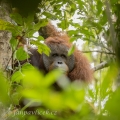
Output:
[69,37,77,42]
[34,19,48,31]
[25,14,34,25]
[10,38,18,50]
[67,30,77,36]
[27,29,36,37]
[11,71,24,83]
[38,44,50,56]
[43,69,63,87]
[43,12,53,18]
[16,47,29,61]
[63,86,85,110]
[77,0,84,9]
[37,36,45,41]
[10,13,23,25]
[105,87,120,119]
[22,68,44,88]
[96,1,103,16]
[21,63,35,72]
[58,20,69,29]
[68,44,75,56]
[0,19,15,31]
[0,72,10,105]
[11,92,21,105]
[31,40,50,56]
[101,63,118,98]
[27,20,48,37]
[33,36,45,42]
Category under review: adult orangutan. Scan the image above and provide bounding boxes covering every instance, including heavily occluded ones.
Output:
[28,23,93,82]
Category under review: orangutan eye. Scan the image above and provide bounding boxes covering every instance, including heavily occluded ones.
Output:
[52,53,58,57]
[61,54,66,58]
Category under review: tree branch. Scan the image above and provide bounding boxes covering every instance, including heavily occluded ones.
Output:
[82,50,115,55]
[93,61,109,71]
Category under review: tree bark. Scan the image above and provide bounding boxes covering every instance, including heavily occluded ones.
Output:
[0,1,12,71]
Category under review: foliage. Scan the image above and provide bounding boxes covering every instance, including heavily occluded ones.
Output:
[0,0,120,120]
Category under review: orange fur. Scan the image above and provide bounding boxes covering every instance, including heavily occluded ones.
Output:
[45,36,72,48]
[68,50,93,81]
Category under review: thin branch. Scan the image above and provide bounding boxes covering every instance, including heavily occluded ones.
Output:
[100,40,112,52]
[93,61,109,71]
[82,50,115,55]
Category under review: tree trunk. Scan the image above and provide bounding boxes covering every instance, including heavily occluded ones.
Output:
[0,1,12,71]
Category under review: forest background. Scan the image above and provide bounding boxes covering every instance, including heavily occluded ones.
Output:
[0,0,120,120]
